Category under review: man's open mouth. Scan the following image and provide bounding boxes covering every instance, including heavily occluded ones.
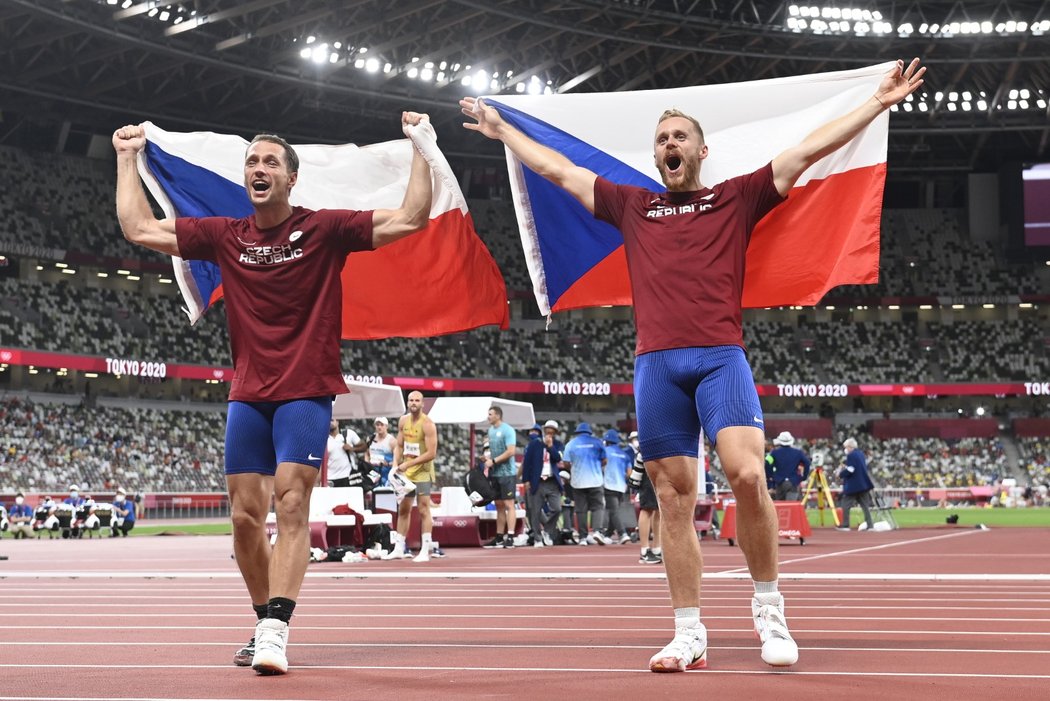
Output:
[251,180,270,194]
[665,155,682,174]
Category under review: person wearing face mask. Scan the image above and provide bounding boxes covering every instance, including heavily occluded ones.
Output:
[111,488,137,537]
[62,485,86,539]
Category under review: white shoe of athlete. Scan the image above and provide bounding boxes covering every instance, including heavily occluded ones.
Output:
[251,618,289,675]
[649,619,707,672]
[752,592,799,667]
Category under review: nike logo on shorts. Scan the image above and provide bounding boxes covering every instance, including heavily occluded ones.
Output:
[308,453,321,461]
[753,416,764,424]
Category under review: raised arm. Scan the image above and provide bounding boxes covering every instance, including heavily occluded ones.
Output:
[460,96,598,214]
[113,124,180,257]
[771,58,926,196]
[372,111,434,248]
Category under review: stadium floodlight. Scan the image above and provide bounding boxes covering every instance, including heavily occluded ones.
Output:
[306,35,315,44]
[407,66,419,78]
[1007,99,1017,109]
[365,58,379,73]
[471,70,488,92]
[977,99,988,110]
[328,53,338,64]
[420,67,433,81]
[1020,99,1030,109]
[383,63,392,73]
[976,406,986,416]
[311,45,327,64]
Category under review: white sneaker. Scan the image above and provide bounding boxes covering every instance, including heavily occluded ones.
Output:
[541,532,553,547]
[592,532,612,545]
[412,548,430,563]
[649,619,708,672]
[251,619,289,675]
[381,542,406,560]
[619,533,632,545]
[752,593,799,667]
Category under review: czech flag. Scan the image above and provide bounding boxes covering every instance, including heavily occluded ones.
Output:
[137,122,509,339]
[487,63,891,315]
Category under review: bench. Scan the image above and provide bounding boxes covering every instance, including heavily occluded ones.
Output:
[265,487,392,549]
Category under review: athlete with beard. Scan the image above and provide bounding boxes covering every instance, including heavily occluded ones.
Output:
[460,57,925,672]
[113,112,435,676]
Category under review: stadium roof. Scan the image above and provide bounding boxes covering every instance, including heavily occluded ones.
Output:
[1,0,1048,172]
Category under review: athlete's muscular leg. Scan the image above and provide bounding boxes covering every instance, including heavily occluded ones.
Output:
[397,494,414,536]
[269,462,317,600]
[717,425,778,582]
[227,472,275,606]
[646,456,701,609]
[417,494,432,535]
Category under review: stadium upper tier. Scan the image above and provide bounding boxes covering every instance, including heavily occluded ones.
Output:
[0,144,1046,299]
[2,276,1048,382]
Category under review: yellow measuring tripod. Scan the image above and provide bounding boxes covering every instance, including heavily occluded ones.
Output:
[800,453,840,527]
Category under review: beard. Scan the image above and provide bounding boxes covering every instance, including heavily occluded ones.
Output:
[658,155,700,191]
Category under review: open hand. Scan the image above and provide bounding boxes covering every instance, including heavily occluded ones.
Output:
[875,58,926,108]
[460,97,504,139]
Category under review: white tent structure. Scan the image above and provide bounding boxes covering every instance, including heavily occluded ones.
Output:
[332,380,406,421]
[325,380,406,484]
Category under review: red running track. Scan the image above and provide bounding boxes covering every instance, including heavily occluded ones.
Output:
[1,526,1048,700]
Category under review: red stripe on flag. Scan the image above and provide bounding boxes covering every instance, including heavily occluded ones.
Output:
[551,163,885,313]
[340,209,509,340]
[743,162,885,307]
[552,246,631,312]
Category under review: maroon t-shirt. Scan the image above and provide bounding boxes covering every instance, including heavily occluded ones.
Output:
[593,163,785,355]
[176,206,373,402]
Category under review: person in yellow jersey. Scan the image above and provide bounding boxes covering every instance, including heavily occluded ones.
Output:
[390,391,440,562]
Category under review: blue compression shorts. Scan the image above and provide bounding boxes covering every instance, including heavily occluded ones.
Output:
[634,345,764,460]
[224,396,332,476]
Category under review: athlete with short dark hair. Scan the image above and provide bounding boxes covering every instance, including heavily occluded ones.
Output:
[113,112,435,675]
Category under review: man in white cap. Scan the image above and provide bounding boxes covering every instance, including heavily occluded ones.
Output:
[112,488,137,537]
[765,432,811,502]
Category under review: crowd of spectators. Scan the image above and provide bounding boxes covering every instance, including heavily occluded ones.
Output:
[3,274,1048,384]
[1,394,1027,496]
[0,145,167,265]
[0,396,226,494]
[1018,437,1050,485]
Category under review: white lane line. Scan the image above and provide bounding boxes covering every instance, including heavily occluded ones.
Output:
[721,529,986,574]
[5,641,1050,655]
[0,664,1047,680]
[4,569,1049,581]
[0,611,1045,623]
[3,624,1045,636]
[3,601,1048,611]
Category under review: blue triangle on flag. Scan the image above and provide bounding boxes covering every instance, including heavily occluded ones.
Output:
[487,100,662,308]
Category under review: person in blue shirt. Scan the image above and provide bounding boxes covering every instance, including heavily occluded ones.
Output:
[520,422,565,547]
[112,488,137,537]
[485,405,519,548]
[602,429,632,544]
[6,492,34,539]
[837,437,875,531]
[563,423,610,545]
[62,485,86,539]
[765,432,811,502]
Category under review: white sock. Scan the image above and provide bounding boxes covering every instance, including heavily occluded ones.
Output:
[753,579,778,595]
[421,533,432,550]
[641,546,649,556]
[652,547,662,555]
[674,607,702,628]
